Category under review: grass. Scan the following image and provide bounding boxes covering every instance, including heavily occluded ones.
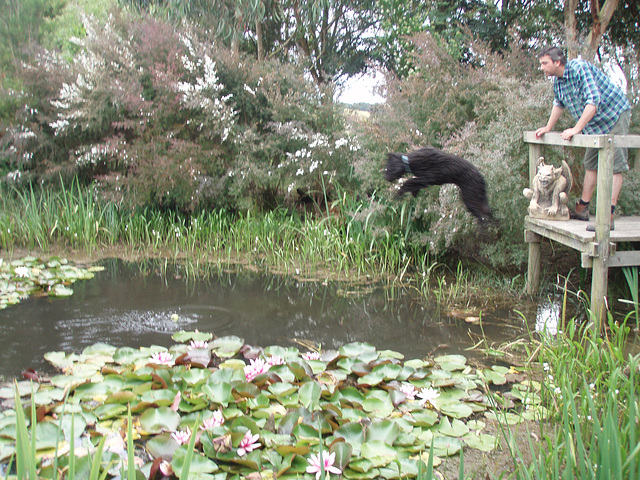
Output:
[0,179,524,304]
[501,302,640,480]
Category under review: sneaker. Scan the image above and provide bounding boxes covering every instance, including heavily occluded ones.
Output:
[586,218,614,232]
[570,208,590,221]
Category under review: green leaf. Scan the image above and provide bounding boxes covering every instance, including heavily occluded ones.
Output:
[139,406,181,434]
[432,436,462,457]
[172,331,214,343]
[146,433,178,459]
[361,440,397,467]
[334,422,365,454]
[440,403,474,419]
[462,432,496,452]
[437,417,469,437]
[366,420,400,444]
[298,381,321,411]
[172,448,218,475]
[211,336,244,357]
[409,409,439,427]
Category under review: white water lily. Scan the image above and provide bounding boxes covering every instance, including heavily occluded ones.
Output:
[417,387,440,407]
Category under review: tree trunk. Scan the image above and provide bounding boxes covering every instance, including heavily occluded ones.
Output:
[255,19,264,61]
[564,0,579,60]
[585,0,621,60]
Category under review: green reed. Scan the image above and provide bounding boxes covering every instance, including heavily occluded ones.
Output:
[504,307,640,480]
[8,385,184,480]
[0,179,415,280]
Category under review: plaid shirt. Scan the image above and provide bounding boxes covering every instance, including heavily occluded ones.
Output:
[553,59,631,134]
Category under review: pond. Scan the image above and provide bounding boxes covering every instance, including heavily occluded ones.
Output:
[0,258,567,379]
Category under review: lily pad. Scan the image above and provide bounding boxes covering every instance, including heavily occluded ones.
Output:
[139,406,181,434]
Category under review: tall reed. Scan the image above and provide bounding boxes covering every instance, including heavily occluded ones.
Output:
[0,179,417,281]
[504,307,640,480]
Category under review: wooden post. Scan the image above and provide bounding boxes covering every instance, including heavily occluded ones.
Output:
[590,136,614,331]
[526,231,542,294]
[525,142,543,295]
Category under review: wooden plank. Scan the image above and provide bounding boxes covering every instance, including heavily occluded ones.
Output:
[524,216,640,243]
[524,217,595,253]
[611,135,640,148]
[609,251,640,267]
[523,132,640,149]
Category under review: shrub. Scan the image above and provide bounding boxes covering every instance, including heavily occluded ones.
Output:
[1,8,361,214]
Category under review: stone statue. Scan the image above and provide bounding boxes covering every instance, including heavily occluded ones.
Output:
[523,157,573,220]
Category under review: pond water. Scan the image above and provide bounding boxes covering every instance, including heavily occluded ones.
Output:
[0,258,592,379]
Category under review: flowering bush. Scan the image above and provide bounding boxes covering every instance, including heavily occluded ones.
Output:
[2,10,360,213]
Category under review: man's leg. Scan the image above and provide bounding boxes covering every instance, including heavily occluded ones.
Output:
[574,169,597,215]
[612,172,624,206]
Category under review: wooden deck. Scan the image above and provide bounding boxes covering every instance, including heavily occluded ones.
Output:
[523,131,640,328]
[525,215,640,268]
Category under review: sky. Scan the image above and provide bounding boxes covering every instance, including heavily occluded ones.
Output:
[337,71,386,104]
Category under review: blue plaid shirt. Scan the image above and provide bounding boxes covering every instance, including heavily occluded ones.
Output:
[553,59,631,134]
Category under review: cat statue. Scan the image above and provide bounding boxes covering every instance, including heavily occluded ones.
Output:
[523,157,573,220]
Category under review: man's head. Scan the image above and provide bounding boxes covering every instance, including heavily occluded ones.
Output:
[537,46,566,78]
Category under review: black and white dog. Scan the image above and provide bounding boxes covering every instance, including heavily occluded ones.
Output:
[385,147,493,224]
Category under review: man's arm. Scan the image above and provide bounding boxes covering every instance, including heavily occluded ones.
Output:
[561,104,596,140]
[535,105,565,138]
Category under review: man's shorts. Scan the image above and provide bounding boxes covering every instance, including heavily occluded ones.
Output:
[583,109,631,173]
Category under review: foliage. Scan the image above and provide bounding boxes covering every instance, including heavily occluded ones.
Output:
[0,10,360,213]
[359,35,551,267]
[0,329,541,479]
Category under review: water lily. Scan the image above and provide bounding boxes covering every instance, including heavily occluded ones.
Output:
[150,351,174,366]
[417,387,440,407]
[171,428,191,445]
[159,460,174,476]
[302,351,321,361]
[201,409,225,430]
[14,266,29,278]
[189,340,209,349]
[237,430,260,456]
[400,383,418,400]
[267,354,285,366]
[244,357,269,381]
[170,391,181,411]
[306,451,342,480]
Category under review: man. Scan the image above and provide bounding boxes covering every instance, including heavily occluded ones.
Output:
[534,46,631,231]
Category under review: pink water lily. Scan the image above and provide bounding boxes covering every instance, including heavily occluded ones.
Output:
[302,351,321,361]
[189,340,209,349]
[306,451,342,480]
[267,355,285,366]
[200,409,225,430]
[171,428,191,445]
[150,351,173,366]
[244,358,270,381]
[170,391,181,411]
[159,460,174,476]
[237,430,260,456]
[400,383,418,401]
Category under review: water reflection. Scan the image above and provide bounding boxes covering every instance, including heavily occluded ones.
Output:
[0,259,536,378]
[535,295,561,336]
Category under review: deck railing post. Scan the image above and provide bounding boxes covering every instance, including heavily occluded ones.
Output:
[525,142,543,295]
[590,135,614,331]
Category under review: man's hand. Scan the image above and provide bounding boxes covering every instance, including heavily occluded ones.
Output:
[561,127,581,140]
[535,126,551,138]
